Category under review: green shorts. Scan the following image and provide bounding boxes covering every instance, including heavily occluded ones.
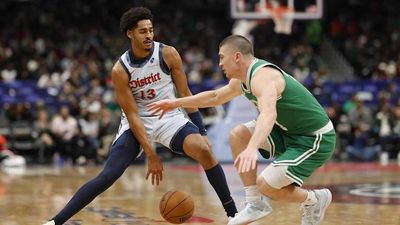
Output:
[258,125,336,186]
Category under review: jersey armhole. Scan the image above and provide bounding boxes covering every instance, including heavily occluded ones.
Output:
[118,58,132,80]
[264,64,285,77]
[249,64,286,93]
[159,43,171,75]
[264,64,286,95]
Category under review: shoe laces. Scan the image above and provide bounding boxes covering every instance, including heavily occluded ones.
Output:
[242,200,265,212]
[301,204,319,223]
[240,201,249,208]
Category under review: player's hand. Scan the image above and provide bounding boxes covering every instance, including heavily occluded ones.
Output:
[147,99,178,119]
[145,154,164,186]
[234,147,258,173]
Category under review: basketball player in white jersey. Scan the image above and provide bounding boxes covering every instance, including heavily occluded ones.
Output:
[41,7,236,225]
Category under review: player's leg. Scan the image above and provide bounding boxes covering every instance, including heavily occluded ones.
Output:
[256,167,331,225]
[155,115,237,218]
[180,128,218,170]
[44,129,141,225]
[230,124,257,188]
[227,121,277,225]
[256,130,336,225]
[257,166,306,200]
[179,122,237,218]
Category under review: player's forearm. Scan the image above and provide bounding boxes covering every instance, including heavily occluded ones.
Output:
[176,89,198,113]
[176,90,223,108]
[247,112,277,149]
[127,115,154,155]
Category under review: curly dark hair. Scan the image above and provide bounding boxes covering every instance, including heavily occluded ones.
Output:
[120,7,153,34]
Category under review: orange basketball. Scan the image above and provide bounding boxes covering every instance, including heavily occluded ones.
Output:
[159,190,194,224]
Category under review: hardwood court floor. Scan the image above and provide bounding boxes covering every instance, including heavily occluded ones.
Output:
[0,162,399,225]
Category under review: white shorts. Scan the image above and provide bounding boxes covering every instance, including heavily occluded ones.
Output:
[114,111,190,148]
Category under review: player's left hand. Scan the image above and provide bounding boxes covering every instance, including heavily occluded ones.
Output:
[146,154,164,186]
[234,147,258,173]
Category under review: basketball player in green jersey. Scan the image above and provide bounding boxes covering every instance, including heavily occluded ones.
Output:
[148,34,335,225]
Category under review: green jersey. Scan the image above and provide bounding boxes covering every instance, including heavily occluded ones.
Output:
[241,58,329,135]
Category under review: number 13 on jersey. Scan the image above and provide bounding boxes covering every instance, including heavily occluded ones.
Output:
[140,89,156,100]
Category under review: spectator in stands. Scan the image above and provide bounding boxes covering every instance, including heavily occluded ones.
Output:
[1,62,17,82]
[393,104,400,136]
[342,93,358,114]
[374,101,396,156]
[392,104,400,158]
[348,98,374,131]
[77,111,100,164]
[346,124,380,161]
[381,83,400,105]
[34,109,55,160]
[4,102,34,122]
[97,107,119,162]
[325,101,344,159]
[50,105,79,165]
[58,81,79,106]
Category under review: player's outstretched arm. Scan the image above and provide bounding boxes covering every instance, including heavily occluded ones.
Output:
[235,67,282,173]
[148,79,242,118]
[112,62,163,185]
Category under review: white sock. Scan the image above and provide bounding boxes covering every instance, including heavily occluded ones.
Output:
[302,190,317,206]
[244,185,262,202]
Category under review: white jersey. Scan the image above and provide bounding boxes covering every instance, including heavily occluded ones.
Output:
[119,41,180,117]
[115,41,189,146]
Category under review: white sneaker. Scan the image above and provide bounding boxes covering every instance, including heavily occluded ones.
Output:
[301,189,332,225]
[227,198,272,225]
[41,220,55,225]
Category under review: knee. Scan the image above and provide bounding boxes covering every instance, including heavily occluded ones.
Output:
[256,175,279,200]
[229,126,248,153]
[185,139,215,166]
[196,144,214,164]
[256,174,277,190]
[256,175,270,192]
[257,165,292,199]
[229,127,241,145]
[256,175,265,187]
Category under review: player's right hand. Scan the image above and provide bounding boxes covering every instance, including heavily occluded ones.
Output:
[234,147,258,173]
[145,154,163,186]
[147,99,178,119]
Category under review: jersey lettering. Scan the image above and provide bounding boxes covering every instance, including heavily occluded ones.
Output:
[128,72,161,89]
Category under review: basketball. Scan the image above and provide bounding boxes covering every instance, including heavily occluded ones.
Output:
[159,190,194,224]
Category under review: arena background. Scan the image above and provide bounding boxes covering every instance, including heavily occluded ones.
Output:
[0,1,399,224]
[1,0,399,164]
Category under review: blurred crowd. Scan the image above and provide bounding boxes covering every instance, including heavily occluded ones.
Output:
[0,0,235,165]
[0,0,399,165]
[326,0,400,80]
